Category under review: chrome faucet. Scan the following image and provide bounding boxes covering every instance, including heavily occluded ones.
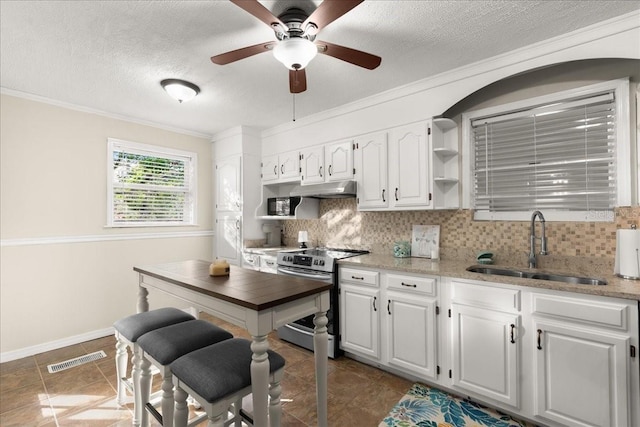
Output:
[529,211,548,268]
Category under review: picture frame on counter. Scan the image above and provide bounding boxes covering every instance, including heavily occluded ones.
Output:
[411,225,440,258]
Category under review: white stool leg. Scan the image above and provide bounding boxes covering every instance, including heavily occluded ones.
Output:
[139,354,152,427]
[115,334,129,406]
[233,398,242,427]
[161,368,174,427]
[131,345,143,427]
[174,384,189,427]
[268,370,283,427]
[208,413,225,427]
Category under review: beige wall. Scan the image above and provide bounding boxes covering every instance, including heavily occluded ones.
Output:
[0,94,213,358]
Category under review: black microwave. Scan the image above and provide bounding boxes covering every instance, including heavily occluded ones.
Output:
[267,197,301,216]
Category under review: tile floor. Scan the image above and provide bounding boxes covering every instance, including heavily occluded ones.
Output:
[0,313,413,426]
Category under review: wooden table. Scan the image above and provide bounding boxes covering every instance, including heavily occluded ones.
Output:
[133,260,331,427]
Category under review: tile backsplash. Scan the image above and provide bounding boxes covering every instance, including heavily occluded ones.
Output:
[282,199,639,268]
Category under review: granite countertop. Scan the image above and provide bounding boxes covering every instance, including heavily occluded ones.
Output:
[339,254,640,301]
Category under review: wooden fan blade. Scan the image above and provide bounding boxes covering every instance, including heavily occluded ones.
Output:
[316,40,381,70]
[303,0,364,32]
[289,69,307,93]
[211,41,275,65]
[230,0,284,28]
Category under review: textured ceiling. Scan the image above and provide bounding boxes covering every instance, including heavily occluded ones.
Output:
[1,1,639,137]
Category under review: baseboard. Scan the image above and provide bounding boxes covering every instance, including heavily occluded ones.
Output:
[0,327,115,363]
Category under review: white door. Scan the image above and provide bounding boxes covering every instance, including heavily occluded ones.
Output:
[354,132,388,209]
[340,284,380,359]
[279,150,300,182]
[300,146,324,184]
[386,291,437,379]
[389,122,431,208]
[533,320,630,427]
[325,140,353,182]
[216,155,241,211]
[261,154,279,182]
[215,215,240,265]
[451,303,520,408]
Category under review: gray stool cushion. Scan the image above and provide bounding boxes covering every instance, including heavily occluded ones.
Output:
[171,338,286,403]
[113,307,194,342]
[138,320,233,365]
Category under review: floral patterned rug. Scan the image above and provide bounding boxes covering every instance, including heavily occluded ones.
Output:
[380,383,538,427]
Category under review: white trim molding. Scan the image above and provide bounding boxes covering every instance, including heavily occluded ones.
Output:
[0,229,214,247]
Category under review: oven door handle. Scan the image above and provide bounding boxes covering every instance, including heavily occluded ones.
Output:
[277,266,333,282]
[282,323,316,337]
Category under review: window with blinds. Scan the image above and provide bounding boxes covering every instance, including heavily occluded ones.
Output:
[471,91,616,216]
[107,139,197,226]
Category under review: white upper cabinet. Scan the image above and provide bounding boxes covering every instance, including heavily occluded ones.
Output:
[354,132,388,210]
[261,150,300,183]
[216,155,241,212]
[300,140,353,185]
[324,140,353,182]
[432,118,460,209]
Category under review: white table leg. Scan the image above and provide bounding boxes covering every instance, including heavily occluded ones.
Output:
[250,335,270,427]
[313,311,329,427]
[137,285,149,313]
[115,334,128,406]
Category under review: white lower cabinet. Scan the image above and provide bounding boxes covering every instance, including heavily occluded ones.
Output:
[531,293,635,427]
[338,268,639,427]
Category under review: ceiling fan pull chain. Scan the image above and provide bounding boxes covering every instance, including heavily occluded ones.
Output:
[292,93,296,122]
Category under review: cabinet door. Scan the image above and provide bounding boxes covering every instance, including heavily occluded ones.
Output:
[533,320,629,427]
[215,215,240,265]
[354,132,388,209]
[279,150,300,182]
[451,303,520,407]
[216,155,241,211]
[388,122,431,208]
[386,292,437,379]
[340,284,380,359]
[300,146,324,184]
[261,154,279,182]
[325,140,353,182]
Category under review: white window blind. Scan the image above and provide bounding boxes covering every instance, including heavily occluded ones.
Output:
[472,91,616,214]
[107,139,197,226]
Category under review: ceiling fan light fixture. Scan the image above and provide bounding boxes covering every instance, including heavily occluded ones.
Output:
[161,79,200,103]
[273,38,317,70]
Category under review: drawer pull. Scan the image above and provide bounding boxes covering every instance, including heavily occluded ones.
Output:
[351,275,364,280]
[510,324,516,344]
[401,282,417,288]
[537,329,543,350]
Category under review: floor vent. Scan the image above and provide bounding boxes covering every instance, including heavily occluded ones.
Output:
[47,350,107,373]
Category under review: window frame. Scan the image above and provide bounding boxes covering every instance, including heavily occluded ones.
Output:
[461,78,631,222]
[106,138,198,227]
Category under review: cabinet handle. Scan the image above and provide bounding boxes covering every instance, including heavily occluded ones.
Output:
[328,165,333,176]
[382,189,386,202]
[510,324,516,344]
[319,166,323,177]
[401,282,417,288]
[537,329,543,350]
[373,296,377,312]
[273,165,277,175]
[236,219,240,229]
[395,187,399,201]
[351,275,364,280]
[387,299,391,315]
[281,165,284,174]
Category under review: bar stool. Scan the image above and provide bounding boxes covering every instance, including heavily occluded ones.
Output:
[113,307,194,426]
[171,338,286,427]
[137,319,233,427]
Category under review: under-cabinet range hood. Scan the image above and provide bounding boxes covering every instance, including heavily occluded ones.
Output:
[289,180,357,199]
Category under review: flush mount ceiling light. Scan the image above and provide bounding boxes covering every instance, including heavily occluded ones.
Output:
[272,38,318,70]
[160,79,200,103]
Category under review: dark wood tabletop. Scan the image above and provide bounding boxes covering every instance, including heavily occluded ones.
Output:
[134,260,332,311]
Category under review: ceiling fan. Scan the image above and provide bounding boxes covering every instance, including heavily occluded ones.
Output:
[211,0,381,94]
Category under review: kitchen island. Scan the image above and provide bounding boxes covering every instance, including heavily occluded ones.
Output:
[133,260,332,427]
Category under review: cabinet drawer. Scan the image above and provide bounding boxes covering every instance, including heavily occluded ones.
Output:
[387,274,437,296]
[451,280,520,311]
[340,268,378,287]
[532,293,629,330]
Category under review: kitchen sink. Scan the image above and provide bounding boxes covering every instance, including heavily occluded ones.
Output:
[466,266,607,286]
